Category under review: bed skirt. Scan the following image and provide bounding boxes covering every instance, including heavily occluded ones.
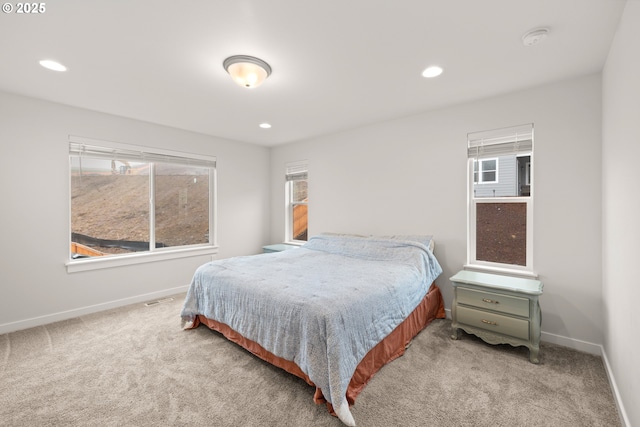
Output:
[188,282,445,415]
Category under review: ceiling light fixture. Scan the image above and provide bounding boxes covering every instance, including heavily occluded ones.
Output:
[223,55,272,88]
[259,123,272,129]
[39,59,67,72]
[522,28,549,47]
[422,66,443,78]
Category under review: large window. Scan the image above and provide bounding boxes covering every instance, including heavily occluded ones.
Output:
[69,137,216,267]
[285,161,308,243]
[467,124,534,273]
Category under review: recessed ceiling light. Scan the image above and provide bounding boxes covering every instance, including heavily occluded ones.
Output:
[522,28,549,47]
[422,66,443,78]
[259,123,272,129]
[39,60,67,72]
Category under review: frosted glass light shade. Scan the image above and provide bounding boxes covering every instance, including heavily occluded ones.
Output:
[223,55,272,89]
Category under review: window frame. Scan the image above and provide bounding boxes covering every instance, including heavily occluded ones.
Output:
[284,161,308,245]
[522,157,531,186]
[466,125,535,276]
[473,157,499,184]
[467,196,534,275]
[67,136,218,273]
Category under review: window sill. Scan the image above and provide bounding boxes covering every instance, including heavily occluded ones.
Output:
[463,263,538,279]
[67,245,218,273]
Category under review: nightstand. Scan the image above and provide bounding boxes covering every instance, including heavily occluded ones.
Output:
[450,270,543,363]
[262,243,299,253]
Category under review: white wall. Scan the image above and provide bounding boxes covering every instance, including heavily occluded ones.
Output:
[0,91,270,332]
[270,73,603,351]
[602,2,640,426]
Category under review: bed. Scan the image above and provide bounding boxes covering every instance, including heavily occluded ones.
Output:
[181,233,445,426]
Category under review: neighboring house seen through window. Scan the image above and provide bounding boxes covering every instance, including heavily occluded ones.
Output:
[285,161,308,243]
[473,158,498,184]
[69,137,216,263]
[467,124,534,273]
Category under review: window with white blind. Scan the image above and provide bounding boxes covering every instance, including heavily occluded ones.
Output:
[285,161,308,243]
[68,136,217,271]
[467,124,534,274]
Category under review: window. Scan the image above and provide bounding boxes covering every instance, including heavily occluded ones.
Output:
[285,161,308,243]
[69,137,216,267]
[473,158,498,184]
[467,124,534,273]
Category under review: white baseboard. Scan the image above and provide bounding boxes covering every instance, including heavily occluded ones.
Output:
[601,347,631,427]
[0,285,189,335]
[540,330,602,355]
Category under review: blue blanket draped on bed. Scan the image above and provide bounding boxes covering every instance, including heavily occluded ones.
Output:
[181,234,442,426]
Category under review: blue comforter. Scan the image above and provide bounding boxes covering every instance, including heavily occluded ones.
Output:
[181,234,442,426]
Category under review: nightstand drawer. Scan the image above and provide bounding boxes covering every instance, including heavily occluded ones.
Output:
[457,287,529,317]
[456,305,530,340]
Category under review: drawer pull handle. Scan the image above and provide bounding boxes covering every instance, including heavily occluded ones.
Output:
[481,319,498,326]
[482,298,499,304]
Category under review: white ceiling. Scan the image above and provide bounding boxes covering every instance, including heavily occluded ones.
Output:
[0,0,626,146]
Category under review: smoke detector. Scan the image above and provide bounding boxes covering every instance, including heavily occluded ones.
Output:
[522,28,549,47]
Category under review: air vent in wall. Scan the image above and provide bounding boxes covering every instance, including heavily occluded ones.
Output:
[144,297,175,307]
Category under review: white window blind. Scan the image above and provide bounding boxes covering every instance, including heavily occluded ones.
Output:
[69,136,216,169]
[285,161,308,181]
[468,123,533,159]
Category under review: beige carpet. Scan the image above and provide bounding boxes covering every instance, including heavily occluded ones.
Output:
[0,293,620,427]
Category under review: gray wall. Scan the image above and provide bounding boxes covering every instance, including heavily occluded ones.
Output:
[0,91,270,332]
[602,2,640,426]
[270,74,603,354]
